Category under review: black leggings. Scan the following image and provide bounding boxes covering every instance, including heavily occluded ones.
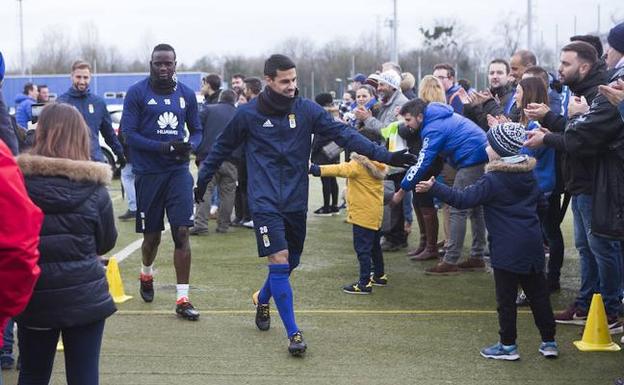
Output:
[321,177,338,208]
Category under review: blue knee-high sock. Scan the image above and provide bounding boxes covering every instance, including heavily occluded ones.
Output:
[269,264,299,337]
[258,275,271,304]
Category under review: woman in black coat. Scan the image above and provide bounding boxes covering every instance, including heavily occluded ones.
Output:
[16,103,117,385]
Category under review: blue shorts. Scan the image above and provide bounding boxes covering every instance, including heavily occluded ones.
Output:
[135,169,194,233]
[253,211,307,257]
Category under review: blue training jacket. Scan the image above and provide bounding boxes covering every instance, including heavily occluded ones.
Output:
[401,103,488,191]
[57,87,124,162]
[197,96,394,214]
[121,78,202,175]
[14,94,35,128]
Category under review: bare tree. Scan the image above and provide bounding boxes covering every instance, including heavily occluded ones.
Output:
[493,13,526,57]
[30,29,74,73]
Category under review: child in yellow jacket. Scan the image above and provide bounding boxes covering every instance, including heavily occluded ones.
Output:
[310,129,388,294]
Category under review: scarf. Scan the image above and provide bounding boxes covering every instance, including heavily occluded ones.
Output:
[257,86,297,116]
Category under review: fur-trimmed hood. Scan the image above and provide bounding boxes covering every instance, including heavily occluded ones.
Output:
[350,153,387,180]
[17,153,112,185]
[485,156,536,174]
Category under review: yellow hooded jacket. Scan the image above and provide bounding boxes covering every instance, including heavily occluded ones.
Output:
[320,153,387,231]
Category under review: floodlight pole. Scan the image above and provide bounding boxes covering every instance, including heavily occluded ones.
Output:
[391,0,398,63]
[18,0,25,74]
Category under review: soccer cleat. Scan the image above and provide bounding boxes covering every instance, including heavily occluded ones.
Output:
[139,273,154,303]
[342,281,372,295]
[538,341,559,358]
[175,298,200,321]
[252,290,270,331]
[370,274,388,286]
[288,331,307,356]
[480,342,520,361]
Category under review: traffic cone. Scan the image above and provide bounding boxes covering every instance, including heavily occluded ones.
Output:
[573,293,620,352]
[106,256,133,303]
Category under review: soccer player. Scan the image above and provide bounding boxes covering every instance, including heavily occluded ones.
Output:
[195,54,417,355]
[121,44,202,320]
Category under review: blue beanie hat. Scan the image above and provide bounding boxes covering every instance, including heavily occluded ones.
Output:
[487,122,526,157]
[353,73,366,83]
[608,22,624,54]
[0,52,5,83]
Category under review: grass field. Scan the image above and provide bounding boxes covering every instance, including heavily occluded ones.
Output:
[4,175,624,385]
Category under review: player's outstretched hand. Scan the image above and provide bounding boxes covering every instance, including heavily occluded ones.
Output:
[388,149,417,168]
[194,185,206,204]
[415,176,435,193]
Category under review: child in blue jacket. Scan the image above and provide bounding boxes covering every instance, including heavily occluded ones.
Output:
[416,122,557,360]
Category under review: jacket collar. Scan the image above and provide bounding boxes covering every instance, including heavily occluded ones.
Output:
[350,153,387,180]
[17,154,112,185]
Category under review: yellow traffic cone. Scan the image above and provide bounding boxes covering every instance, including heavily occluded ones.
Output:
[574,293,620,351]
[106,256,133,304]
[56,336,63,351]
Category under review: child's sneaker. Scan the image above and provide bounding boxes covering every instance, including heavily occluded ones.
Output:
[343,281,372,295]
[538,341,559,358]
[480,342,520,361]
[370,274,388,286]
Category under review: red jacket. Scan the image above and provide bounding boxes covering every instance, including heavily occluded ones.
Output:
[0,140,42,341]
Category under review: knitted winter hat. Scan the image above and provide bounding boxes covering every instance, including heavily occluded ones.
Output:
[608,22,624,54]
[377,70,401,90]
[487,122,526,157]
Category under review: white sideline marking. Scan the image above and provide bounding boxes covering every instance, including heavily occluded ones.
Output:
[115,224,170,263]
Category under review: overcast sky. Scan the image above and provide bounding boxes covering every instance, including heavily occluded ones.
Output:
[1,0,622,71]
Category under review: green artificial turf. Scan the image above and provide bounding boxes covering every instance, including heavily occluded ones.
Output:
[4,174,623,385]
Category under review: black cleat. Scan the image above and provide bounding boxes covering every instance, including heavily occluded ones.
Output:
[252,291,270,331]
[288,331,307,356]
[139,274,154,303]
[176,299,200,321]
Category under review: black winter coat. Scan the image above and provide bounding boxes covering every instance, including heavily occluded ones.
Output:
[430,157,545,274]
[197,101,239,163]
[16,154,117,328]
[542,60,608,195]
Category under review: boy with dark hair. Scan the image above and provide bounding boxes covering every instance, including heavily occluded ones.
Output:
[416,122,557,360]
[310,129,388,294]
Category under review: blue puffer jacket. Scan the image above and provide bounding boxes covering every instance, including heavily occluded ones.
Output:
[197,96,394,214]
[57,87,123,162]
[401,103,488,191]
[14,94,35,128]
[16,154,117,329]
[429,156,545,274]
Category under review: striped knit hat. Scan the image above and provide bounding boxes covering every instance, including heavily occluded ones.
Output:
[487,122,526,157]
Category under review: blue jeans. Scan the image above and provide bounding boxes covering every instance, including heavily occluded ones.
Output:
[2,319,13,354]
[120,164,136,212]
[17,319,105,385]
[353,225,384,285]
[572,194,622,316]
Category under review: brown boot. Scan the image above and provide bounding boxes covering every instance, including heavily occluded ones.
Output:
[410,207,439,261]
[407,207,426,257]
[424,261,459,275]
[456,258,485,271]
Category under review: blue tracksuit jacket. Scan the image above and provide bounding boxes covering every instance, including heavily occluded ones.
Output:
[197,96,394,214]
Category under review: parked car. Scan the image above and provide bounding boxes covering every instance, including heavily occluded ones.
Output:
[99,104,123,176]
